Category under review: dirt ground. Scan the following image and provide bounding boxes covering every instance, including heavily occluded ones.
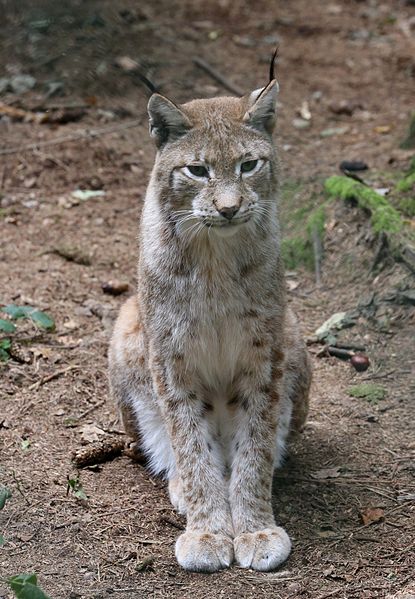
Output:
[0,1,414,598]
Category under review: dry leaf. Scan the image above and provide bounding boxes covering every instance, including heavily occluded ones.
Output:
[80,423,107,443]
[374,125,391,134]
[299,100,311,120]
[360,507,384,526]
[312,466,342,479]
[287,280,300,291]
[63,319,79,330]
[323,565,335,577]
[32,347,53,360]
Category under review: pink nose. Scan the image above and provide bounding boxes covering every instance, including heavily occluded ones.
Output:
[219,206,239,220]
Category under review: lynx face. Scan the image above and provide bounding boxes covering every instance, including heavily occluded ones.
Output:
[148,84,279,240]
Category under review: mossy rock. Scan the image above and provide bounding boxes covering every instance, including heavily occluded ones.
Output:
[324,176,402,234]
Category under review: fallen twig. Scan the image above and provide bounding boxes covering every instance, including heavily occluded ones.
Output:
[334,342,366,351]
[327,346,354,360]
[193,57,244,96]
[28,365,79,390]
[361,369,395,381]
[11,469,30,505]
[343,169,369,185]
[316,589,342,599]
[0,119,142,156]
[77,400,105,421]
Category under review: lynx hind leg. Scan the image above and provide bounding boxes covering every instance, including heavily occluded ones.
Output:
[119,401,141,444]
[288,347,312,434]
[109,296,176,477]
[284,307,312,433]
[109,296,143,442]
[274,310,312,466]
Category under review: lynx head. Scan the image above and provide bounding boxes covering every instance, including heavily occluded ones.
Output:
[147,80,279,240]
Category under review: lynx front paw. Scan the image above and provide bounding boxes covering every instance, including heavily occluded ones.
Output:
[175,531,234,572]
[234,527,291,571]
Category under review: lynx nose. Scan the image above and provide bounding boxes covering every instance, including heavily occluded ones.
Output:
[219,206,239,221]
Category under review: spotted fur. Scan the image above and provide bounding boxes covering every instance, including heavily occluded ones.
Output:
[109,80,312,572]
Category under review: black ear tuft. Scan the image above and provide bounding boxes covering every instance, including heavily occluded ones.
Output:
[269,45,279,83]
[147,94,192,148]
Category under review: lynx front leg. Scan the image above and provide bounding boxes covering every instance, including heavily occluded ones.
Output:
[152,359,234,572]
[230,365,291,571]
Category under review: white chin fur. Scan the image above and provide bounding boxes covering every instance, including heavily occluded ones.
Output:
[211,224,241,238]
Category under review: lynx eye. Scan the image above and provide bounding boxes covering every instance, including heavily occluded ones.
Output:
[187,164,209,178]
[240,159,258,174]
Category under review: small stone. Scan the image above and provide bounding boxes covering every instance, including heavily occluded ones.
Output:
[329,100,357,115]
[292,118,311,129]
[23,176,37,189]
[233,35,256,47]
[311,90,323,102]
[114,55,139,72]
[262,34,280,45]
[320,126,349,137]
[0,77,10,94]
[22,200,39,209]
[10,74,36,94]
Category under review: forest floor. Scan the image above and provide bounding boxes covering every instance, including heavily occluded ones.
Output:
[0,1,414,598]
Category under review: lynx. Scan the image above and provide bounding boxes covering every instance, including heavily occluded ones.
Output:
[109,75,312,572]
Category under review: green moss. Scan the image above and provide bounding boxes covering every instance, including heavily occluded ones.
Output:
[400,113,415,149]
[280,179,303,205]
[348,383,386,404]
[399,197,415,218]
[281,204,326,270]
[281,237,313,270]
[396,171,415,193]
[307,204,326,237]
[325,176,402,234]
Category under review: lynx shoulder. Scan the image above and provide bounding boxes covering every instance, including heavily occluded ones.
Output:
[109,77,312,572]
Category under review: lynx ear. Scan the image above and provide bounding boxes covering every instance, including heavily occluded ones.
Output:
[243,79,279,134]
[147,94,192,148]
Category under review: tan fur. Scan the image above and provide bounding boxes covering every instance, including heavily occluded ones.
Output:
[109,80,312,572]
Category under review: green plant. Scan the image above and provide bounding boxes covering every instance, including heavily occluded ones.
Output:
[6,574,51,599]
[67,476,87,500]
[0,486,11,510]
[348,383,386,405]
[0,338,11,362]
[0,305,55,363]
[1,305,55,331]
[281,204,327,270]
